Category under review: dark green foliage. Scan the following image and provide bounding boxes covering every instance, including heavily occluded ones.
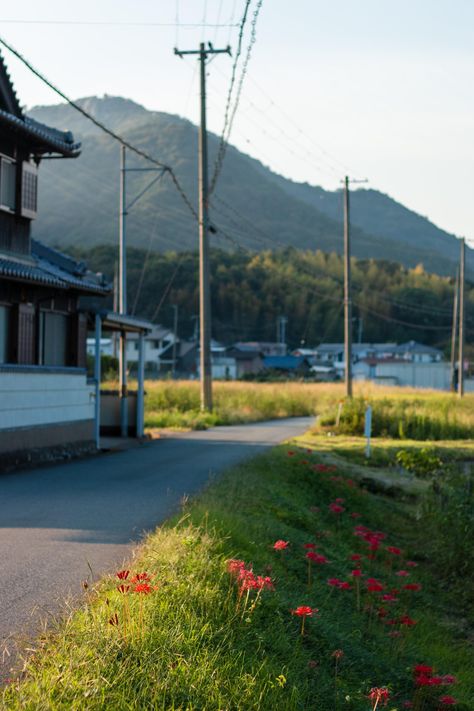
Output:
[74,245,472,354]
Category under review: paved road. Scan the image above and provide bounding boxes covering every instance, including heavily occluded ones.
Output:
[0,417,312,672]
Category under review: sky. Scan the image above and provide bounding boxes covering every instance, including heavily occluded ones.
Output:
[1,0,474,244]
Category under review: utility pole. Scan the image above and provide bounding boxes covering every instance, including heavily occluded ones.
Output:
[175,42,231,411]
[119,145,128,436]
[343,176,353,398]
[450,268,459,392]
[458,238,465,397]
[171,304,179,378]
[342,176,368,398]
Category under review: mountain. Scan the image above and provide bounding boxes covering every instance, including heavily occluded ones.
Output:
[29,96,471,276]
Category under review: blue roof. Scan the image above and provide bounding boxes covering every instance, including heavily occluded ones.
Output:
[263,355,308,370]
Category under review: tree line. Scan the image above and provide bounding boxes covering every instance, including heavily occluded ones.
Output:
[73,245,472,356]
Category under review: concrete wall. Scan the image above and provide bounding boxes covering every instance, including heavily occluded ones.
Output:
[0,367,95,449]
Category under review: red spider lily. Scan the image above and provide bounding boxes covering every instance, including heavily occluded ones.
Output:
[308,659,319,668]
[108,613,119,626]
[291,606,318,635]
[368,687,390,709]
[439,695,457,705]
[331,649,344,659]
[351,569,363,577]
[301,459,309,465]
[273,540,289,551]
[367,581,385,593]
[413,664,433,675]
[404,583,422,591]
[134,583,152,594]
[130,572,153,583]
[334,497,345,503]
[117,584,130,594]
[350,512,361,518]
[287,451,295,456]
[304,543,317,549]
[403,701,414,708]
[387,546,402,555]
[116,570,130,580]
[292,605,317,617]
[396,570,409,577]
[388,630,402,638]
[399,614,417,626]
[350,553,363,561]
[441,675,457,685]
[306,552,328,564]
[227,559,246,575]
[338,581,352,590]
[329,503,345,514]
[381,593,398,602]
[327,577,342,587]
[406,560,418,567]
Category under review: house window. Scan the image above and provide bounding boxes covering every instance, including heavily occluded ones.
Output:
[0,305,10,363]
[21,162,38,218]
[40,312,69,366]
[0,158,16,211]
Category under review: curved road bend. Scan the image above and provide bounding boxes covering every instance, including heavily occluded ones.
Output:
[0,416,313,673]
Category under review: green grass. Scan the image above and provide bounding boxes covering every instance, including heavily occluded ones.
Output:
[3,441,473,710]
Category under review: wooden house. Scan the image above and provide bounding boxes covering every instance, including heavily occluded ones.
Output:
[0,52,111,466]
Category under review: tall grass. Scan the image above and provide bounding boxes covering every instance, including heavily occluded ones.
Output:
[138,380,474,438]
[317,392,474,440]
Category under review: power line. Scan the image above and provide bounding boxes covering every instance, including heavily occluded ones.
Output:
[0,35,198,222]
[209,0,252,193]
[209,0,264,194]
[0,20,239,28]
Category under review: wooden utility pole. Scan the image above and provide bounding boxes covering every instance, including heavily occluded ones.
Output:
[119,145,128,436]
[342,176,368,398]
[343,176,353,398]
[174,42,230,411]
[450,269,459,392]
[458,238,465,397]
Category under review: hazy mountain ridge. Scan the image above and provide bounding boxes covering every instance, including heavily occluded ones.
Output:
[29,96,471,276]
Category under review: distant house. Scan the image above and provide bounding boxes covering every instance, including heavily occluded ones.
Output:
[235,341,287,357]
[125,325,177,373]
[226,344,263,378]
[0,52,111,464]
[263,355,311,376]
[314,343,398,366]
[393,341,443,363]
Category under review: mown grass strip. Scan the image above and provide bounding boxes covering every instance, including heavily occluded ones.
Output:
[3,443,473,710]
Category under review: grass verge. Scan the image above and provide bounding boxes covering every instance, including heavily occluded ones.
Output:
[3,442,473,710]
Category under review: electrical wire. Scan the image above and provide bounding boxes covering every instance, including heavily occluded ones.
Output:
[209,0,253,194]
[0,36,199,222]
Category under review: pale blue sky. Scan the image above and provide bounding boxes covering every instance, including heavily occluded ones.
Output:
[2,1,474,242]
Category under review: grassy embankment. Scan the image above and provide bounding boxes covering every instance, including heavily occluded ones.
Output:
[3,428,473,709]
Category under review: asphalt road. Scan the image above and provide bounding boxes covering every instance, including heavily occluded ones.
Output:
[0,417,312,673]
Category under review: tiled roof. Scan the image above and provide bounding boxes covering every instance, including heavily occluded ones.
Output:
[0,241,110,294]
[0,108,81,157]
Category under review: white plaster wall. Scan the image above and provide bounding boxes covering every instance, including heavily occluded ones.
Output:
[0,370,95,430]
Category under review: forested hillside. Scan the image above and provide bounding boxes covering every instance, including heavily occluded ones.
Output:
[29,96,474,277]
[76,245,473,353]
